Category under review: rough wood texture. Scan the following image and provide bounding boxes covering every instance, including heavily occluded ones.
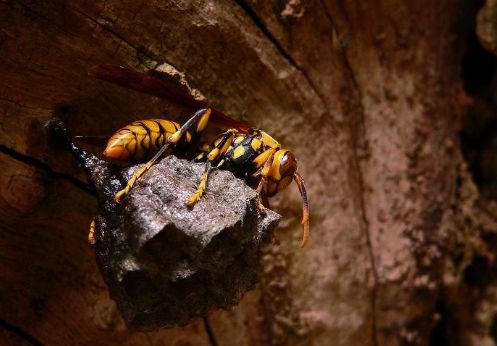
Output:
[1,0,497,345]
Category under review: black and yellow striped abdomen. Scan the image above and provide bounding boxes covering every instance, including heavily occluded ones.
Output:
[103,119,190,161]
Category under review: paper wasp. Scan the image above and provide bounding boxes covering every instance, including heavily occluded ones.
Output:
[86,65,309,247]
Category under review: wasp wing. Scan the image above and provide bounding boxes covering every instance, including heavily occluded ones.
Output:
[90,65,250,133]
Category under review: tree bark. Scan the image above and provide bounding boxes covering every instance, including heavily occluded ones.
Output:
[0,0,494,345]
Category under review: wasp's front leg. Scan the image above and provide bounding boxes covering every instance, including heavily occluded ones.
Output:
[251,148,277,211]
[187,162,212,208]
[114,108,211,203]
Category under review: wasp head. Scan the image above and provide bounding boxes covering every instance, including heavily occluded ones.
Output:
[266,150,297,195]
[267,150,309,247]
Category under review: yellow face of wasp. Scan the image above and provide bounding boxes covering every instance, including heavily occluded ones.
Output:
[265,150,297,196]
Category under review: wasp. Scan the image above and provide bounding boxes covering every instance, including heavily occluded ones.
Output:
[87,65,309,247]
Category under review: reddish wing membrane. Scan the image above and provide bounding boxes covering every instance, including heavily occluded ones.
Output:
[90,64,251,133]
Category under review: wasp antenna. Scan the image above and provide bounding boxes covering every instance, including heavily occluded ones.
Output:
[294,172,309,247]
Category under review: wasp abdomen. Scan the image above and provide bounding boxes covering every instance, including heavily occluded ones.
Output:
[103,119,180,161]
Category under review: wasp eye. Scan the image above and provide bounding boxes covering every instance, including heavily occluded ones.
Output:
[279,151,297,178]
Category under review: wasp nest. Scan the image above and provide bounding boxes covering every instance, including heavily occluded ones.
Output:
[51,120,280,329]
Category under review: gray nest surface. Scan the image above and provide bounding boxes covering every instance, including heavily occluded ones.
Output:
[90,156,281,329]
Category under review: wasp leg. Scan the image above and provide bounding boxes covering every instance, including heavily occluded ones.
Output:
[187,162,212,207]
[187,130,237,207]
[205,129,237,162]
[114,108,212,203]
[294,172,310,247]
[193,143,212,162]
[260,192,279,244]
[88,218,96,245]
[253,148,277,210]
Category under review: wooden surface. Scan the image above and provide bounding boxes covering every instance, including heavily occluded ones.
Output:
[0,1,495,345]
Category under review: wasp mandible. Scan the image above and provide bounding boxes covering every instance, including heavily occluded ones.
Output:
[90,65,310,247]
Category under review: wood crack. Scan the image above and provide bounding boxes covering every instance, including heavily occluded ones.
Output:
[234,0,329,112]
[71,7,163,69]
[203,316,219,346]
[319,2,379,345]
[0,144,95,196]
[236,1,378,344]
[14,1,161,69]
[341,51,380,346]
[0,315,43,346]
[341,62,379,346]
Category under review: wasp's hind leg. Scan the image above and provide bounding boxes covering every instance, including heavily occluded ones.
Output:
[187,161,213,208]
[114,108,212,203]
[187,130,236,207]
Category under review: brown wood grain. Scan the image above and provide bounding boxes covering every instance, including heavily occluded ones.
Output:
[0,0,493,345]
